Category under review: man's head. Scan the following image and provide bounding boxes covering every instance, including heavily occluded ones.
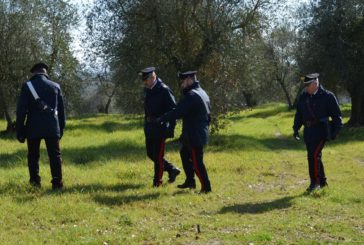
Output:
[303,73,319,95]
[30,62,49,74]
[179,71,197,90]
[140,67,157,88]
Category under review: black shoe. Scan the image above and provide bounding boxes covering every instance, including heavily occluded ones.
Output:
[177,181,196,189]
[199,186,212,194]
[168,168,181,183]
[29,180,41,188]
[51,179,63,190]
[320,181,328,188]
[306,184,320,192]
[29,177,41,188]
[52,183,63,190]
[153,179,162,187]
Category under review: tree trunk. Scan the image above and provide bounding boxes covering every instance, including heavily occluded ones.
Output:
[104,97,112,114]
[0,86,14,132]
[348,87,364,126]
[277,79,293,110]
[293,86,304,109]
[242,91,257,107]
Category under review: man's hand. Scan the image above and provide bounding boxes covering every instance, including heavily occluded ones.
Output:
[17,135,26,143]
[293,131,300,141]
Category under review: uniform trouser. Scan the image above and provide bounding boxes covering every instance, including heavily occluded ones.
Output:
[27,138,62,183]
[305,139,326,186]
[180,144,211,190]
[145,137,175,182]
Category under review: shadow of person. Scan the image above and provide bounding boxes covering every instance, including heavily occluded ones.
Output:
[44,183,144,195]
[92,193,161,206]
[218,195,302,214]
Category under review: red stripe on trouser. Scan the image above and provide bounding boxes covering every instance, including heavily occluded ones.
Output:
[158,138,165,181]
[313,140,324,185]
[191,147,205,190]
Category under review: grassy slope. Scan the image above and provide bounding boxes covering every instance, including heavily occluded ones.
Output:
[0,104,363,244]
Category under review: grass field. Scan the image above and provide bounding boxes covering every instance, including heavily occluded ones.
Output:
[0,103,363,244]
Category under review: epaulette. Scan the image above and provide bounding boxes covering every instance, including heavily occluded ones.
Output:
[49,80,61,90]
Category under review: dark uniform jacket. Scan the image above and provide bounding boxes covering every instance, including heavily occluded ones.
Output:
[16,74,65,139]
[293,85,342,142]
[161,82,211,147]
[144,78,176,139]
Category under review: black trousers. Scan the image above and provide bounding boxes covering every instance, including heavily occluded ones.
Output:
[180,144,211,190]
[145,137,175,182]
[27,138,62,183]
[305,139,326,186]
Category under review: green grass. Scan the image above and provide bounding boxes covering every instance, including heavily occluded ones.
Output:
[0,103,363,244]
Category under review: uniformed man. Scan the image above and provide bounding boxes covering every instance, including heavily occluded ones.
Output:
[140,67,180,187]
[293,73,342,192]
[16,62,66,189]
[160,71,212,193]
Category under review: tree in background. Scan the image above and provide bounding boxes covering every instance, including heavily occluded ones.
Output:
[86,0,275,131]
[265,24,300,109]
[0,0,82,132]
[0,0,43,131]
[298,0,364,126]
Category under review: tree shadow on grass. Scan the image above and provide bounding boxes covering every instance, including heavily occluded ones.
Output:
[62,139,146,165]
[44,183,144,195]
[92,193,161,206]
[228,105,292,121]
[0,182,144,203]
[218,195,302,214]
[208,134,302,152]
[208,125,364,152]
[0,139,146,168]
[0,130,16,140]
[0,149,27,168]
[66,120,143,133]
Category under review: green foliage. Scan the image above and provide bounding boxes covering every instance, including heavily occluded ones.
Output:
[297,0,364,125]
[0,0,82,130]
[86,0,275,131]
[0,104,363,243]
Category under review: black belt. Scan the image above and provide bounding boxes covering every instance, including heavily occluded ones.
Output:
[304,121,319,127]
[146,117,159,123]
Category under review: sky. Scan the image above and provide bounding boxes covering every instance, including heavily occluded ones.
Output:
[69,0,94,64]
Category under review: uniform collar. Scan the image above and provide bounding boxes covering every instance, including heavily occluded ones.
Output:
[150,80,157,90]
[148,78,162,90]
[183,81,200,94]
[313,88,319,95]
[31,73,49,80]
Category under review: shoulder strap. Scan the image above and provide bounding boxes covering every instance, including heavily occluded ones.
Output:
[26,81,40,100]
[191,88,211,114]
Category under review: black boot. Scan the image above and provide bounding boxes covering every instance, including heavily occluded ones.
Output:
[29,176,41,188]
[153,179,162,187]
[320,180,328,188]
[306,184,320,192]
[200,185,212,194]
[177,180,196,189]
[168,168,181,183]
[51,178,63,190]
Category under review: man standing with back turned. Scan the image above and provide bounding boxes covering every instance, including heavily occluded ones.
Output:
[140,67,180,187]
[160,71,212,193]
[16,62,65,189]
[293,73,342,192]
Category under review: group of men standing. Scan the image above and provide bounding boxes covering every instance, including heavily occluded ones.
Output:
[141,67,212,193]
[15,63,212,193]
[15,63,342,194]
